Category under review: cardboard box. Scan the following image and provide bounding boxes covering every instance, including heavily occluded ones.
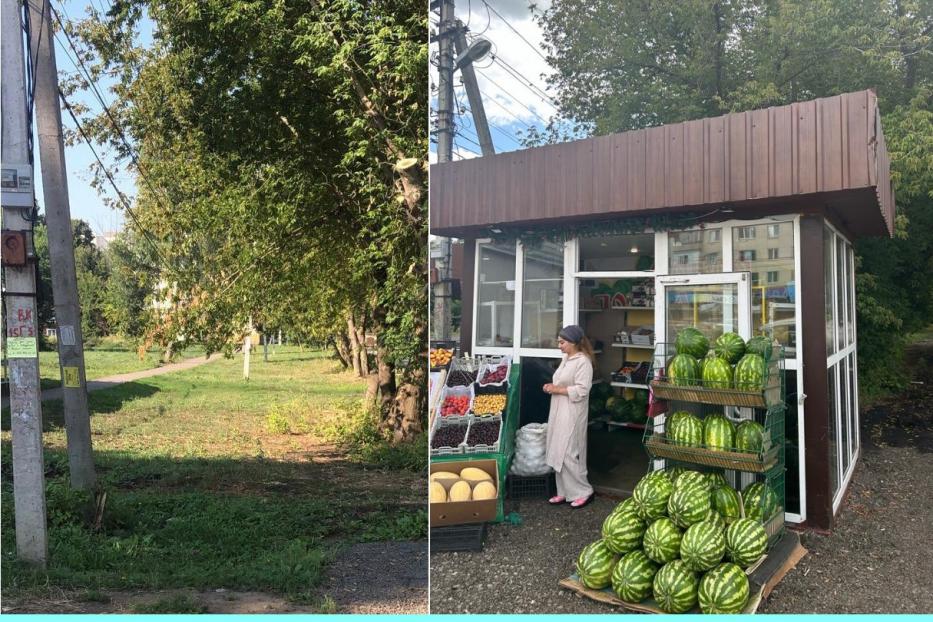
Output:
[430,458,499,527]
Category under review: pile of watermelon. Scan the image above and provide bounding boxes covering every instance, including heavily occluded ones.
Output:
[665,410,767,455]
[667,329,775,392]
[575,468,777,614]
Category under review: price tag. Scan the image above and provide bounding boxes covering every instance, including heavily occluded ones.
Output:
[63,366,80,388]
[6,337,37,358]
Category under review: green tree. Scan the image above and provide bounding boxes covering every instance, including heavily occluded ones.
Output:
[537,0,933,394]
[66,0,427,439]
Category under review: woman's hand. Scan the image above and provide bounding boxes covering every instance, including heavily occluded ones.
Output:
[543,383,566,396]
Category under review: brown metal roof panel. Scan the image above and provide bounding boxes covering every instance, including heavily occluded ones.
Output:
[846,90,870,188]
[772,103,794,197]
[819,95,845,192]
[728,110,748,202]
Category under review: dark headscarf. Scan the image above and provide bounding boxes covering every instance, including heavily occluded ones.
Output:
[559,325,585,344]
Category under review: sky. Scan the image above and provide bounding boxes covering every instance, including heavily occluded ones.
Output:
[429,0,564,163]
[28,0,153,240]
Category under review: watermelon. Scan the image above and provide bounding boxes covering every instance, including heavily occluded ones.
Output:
[680,520,726,571]
[735,420,766,453]
[667,465,688,484]
[668,486,712,529]
[669,413,703,447]
[602,510,646,555]
[652,560,699,614]
[592,381,613,401]
[611,550,659,603]
[703,507,727,531]
[576,540,618,589]
[674,327,710,359]
[704,414,736,451]
[725,518,768,567]
[698,562,750,613]
[642,469,673,485]
[674,470,710,493]
[742,482,778,522]
[633,473,674,521]
[713,332,746,364]
[710,485,742,523]
[745,335,773,361]
[705,472,729,489]
[643,517,683,564]
[611,496,639,517]
[701,356,733,389]
[667,353,700,387]
[734,353,767,391]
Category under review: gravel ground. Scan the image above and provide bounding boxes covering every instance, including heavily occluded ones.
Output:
[430,342,933,614]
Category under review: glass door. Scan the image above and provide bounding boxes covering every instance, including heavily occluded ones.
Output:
[655,272,752,346]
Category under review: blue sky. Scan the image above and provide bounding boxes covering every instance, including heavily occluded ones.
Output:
[30,0,153,239]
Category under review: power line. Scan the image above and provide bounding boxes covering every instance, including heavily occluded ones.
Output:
[475,67,550,125]
[476,86,536,130]
[490,54,557,106]
[460,102,523,147]
[479,0,547,62]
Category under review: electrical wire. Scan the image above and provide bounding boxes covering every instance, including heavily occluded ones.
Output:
[490,54,557,106]
[475,67,550,124]
[479,0,547,62]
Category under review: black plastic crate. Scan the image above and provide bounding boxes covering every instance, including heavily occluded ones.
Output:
[430,523,487,552]
[507,472,557,500]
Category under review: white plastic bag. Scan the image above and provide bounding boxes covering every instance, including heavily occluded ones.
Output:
[511,422,552,476]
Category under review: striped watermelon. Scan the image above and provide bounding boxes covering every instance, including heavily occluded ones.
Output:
[713,332,746,364]
[675,327,710,359]
[643,517,683,564]
[725,518,768,567]
[611,550,659,603]
[703,507,727,531]
[674,470,711,493]
[668,486,712,529]
[667,465,689,484]
[698,562,750,613]
[666,411,691,439]
[705,472,729,489]
[701,356,733,389]
[735,420,766,453]
[745,335,773,361]
[643,469,674,485]
[668,354,700,387]
[742,482,778,522]
[669,413,703,447]
[633,473,674,521]
[576,540,618,589]
[680,519,726,571]
[710,485,742,524]
[611,496,639,517]
[652,560,699,614]
[602,509,646,555]
[734,353,767,391]
[704,415,735,451]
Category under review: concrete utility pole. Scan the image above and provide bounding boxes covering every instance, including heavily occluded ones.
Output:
[28,0,96,490]
[2,0,48,565]
[436,0,455,164]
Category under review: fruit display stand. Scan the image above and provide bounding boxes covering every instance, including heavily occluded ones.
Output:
[431,363,521,525]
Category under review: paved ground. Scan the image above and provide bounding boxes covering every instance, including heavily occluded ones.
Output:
[430,341,933,614]
[2,354,223,407]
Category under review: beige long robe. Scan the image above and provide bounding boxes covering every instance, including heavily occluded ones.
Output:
[545,353,594,499]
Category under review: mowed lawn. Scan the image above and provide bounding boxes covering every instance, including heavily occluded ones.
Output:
[1,347,426,603]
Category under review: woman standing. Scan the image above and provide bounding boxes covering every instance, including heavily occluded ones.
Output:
[543,325,596,508]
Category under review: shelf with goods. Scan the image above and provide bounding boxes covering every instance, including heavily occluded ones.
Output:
[431,363,520,524]
[643,339,788,544]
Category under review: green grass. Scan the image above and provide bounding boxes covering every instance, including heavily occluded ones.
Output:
[1,346,426,603]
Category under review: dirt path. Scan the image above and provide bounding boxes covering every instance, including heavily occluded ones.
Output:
[1,354,223,408]
[431,339,933,613]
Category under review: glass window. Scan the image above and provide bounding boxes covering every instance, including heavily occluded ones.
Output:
[824,226,835,356]
[663,282,740,344]
[837,237,846,349]
[521,240,564,348]
[476,240,516,347]
[669,228,722,274]
[768,224,781,238]
[849,352,858,458]
[828,366,839,497]
[733,222,796,357]
[847,247,856,345]
[579,233,654,272]
[839,357,851,475]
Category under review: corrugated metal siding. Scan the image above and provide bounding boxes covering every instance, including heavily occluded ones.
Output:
[430,90,895,238]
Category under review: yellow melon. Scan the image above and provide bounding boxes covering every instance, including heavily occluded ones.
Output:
[448,480,472,502]
[430,481,447,503]
[460,467,492,482]
[430,471,460,482]
[472,480,497,500]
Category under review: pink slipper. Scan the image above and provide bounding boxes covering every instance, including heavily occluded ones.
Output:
[548,495,566,504]
[570,495,594,509]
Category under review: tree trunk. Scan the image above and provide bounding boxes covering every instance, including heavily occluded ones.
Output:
[161,340,174,364]
[348,316,363,377]
[364,372,380,406]
[334,333,352,369]
[355,315,370,376]
[262,333,269,362]
[375,342,397,419]
[381,374,424,443]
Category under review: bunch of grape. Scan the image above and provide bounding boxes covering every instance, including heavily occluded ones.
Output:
[431,424,467,449]
[466,420,501,446]
[445,369,476,387]
[480,364,508,385]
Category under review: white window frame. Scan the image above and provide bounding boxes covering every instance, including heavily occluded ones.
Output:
[472,238,518,357]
